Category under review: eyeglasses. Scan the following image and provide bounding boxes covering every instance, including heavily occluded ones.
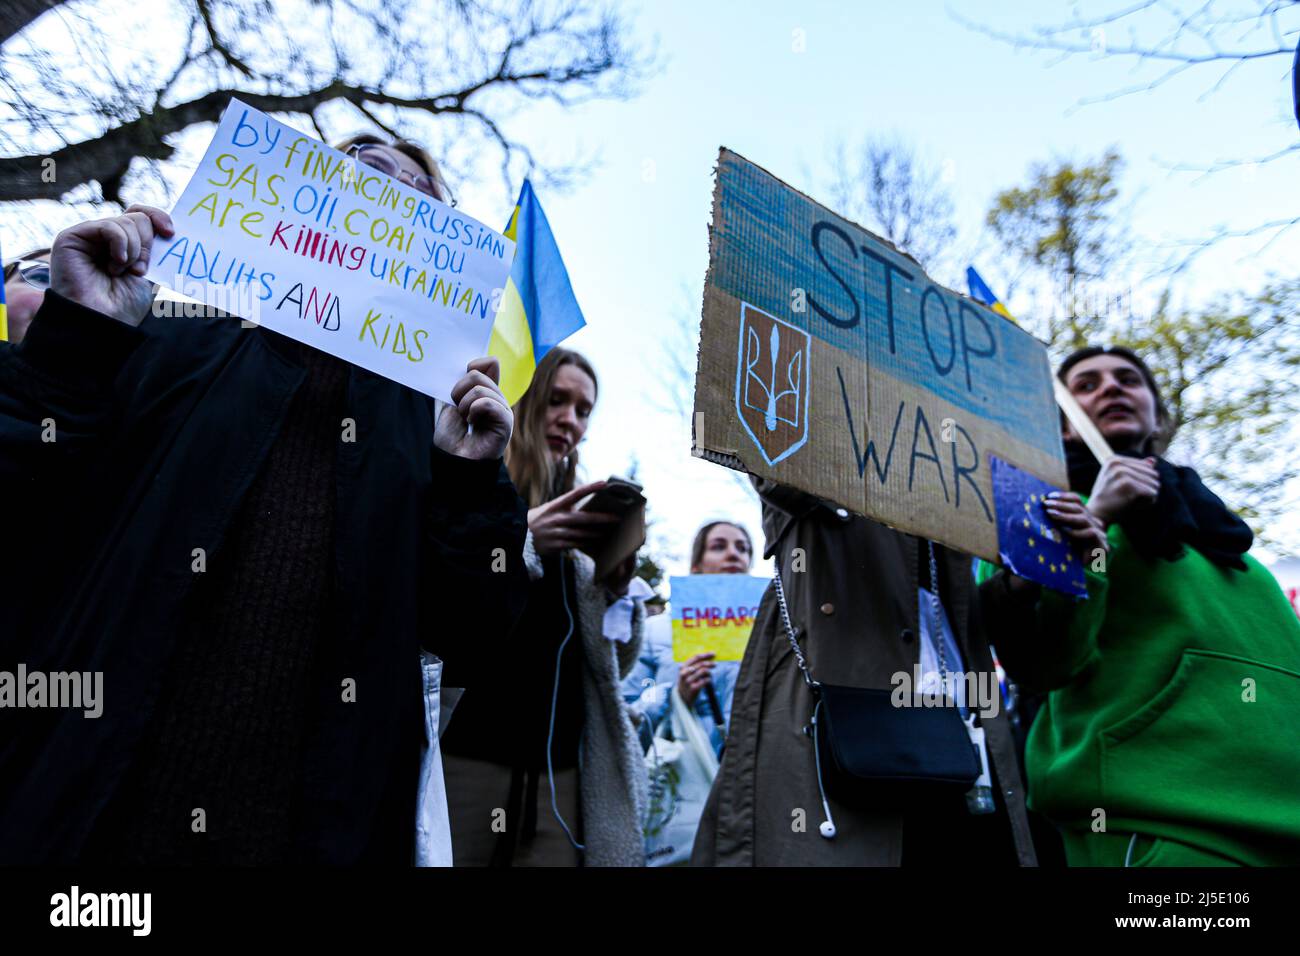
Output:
[14,259,50,290]
[346,143,455,206]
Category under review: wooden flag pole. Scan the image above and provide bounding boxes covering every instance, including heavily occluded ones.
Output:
[1053,377,1115,466]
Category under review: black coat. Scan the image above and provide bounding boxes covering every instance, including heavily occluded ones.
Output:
[0,292,529,863]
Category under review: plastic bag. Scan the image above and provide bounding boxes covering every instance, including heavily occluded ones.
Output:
[643,687,720,866]
[414,651,453,867]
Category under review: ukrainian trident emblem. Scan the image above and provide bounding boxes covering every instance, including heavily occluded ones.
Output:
[735,302,811,466]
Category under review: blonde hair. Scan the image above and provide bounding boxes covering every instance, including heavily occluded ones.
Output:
[506,348,598,508]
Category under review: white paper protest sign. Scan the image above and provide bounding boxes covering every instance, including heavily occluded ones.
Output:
[146,98,515,400]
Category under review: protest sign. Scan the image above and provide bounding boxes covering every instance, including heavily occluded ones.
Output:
[670,575,769,662]
[692,149,1069,565]
[146,99,514,401]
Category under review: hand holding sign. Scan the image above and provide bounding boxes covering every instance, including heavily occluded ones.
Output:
[50,205,174,327]
[1083,456,1160,527]
[434,356,513,461]
[1043,491,1109,556]
[676,652,717,706]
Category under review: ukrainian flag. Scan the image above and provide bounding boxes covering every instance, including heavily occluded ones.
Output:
[1,239,8,342]
[488,180,586,405]
[966,266,1015,323]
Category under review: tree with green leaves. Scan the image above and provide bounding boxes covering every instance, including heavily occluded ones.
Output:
[985,148,1128,351]
[957,0,1300,268]
[986,148,1299,549]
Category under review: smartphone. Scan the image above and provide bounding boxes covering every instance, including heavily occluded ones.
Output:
[576,476,645,515]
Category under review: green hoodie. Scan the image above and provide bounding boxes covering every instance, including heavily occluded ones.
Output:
[982,524,1300,866]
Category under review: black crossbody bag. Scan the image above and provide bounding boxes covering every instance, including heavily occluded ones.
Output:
[771,543,979,822]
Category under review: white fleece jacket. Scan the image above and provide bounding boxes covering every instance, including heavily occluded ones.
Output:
[523,530,649,866]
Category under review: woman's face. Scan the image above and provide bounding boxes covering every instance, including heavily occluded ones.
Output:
[1063,354,1158,452]
[3,253,50,344]
[543,363,596,464]
[692,524,752,575]
[354,144,444,200]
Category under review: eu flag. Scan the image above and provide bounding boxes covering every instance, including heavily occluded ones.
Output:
[990,456,1087,598]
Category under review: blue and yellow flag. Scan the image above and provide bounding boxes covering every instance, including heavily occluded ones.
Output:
[966,266,1015,322]
[488,180,586,405]
[1,239,8,342]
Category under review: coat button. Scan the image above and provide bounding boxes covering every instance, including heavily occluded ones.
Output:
[834,508,850,521]
[820,603,835,615]
[900,628,915,643]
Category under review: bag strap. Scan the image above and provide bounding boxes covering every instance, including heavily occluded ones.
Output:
[923,540,952,691]
[773,539,952,694]
[772,565,818,691]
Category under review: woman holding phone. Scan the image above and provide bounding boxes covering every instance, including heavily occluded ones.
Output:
[441,347,649,866]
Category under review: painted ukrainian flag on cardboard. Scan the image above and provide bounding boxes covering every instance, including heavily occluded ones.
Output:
[670,575,770,662]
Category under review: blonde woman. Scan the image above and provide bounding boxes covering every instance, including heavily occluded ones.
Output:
[441,347,648,866]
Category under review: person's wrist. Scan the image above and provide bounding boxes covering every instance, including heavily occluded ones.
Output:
[18,290,146,387]
[1085,499,1113,528]
[51,260,146,327]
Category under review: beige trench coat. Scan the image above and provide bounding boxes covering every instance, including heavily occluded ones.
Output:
[691,480,1037,866]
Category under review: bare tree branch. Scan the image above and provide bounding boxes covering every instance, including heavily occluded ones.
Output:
[951,1,1299,106]
[0,0,654,208]
[955,1,1300,266]
[194,0,255,78]
[1162,142,1300,180]
[0,0,70,47]
[1158,214,1300,274]
[825,133,956,275]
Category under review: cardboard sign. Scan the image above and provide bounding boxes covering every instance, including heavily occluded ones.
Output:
[692,149,1067,564]
[670,574,769,662]
[146,99,515,401]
